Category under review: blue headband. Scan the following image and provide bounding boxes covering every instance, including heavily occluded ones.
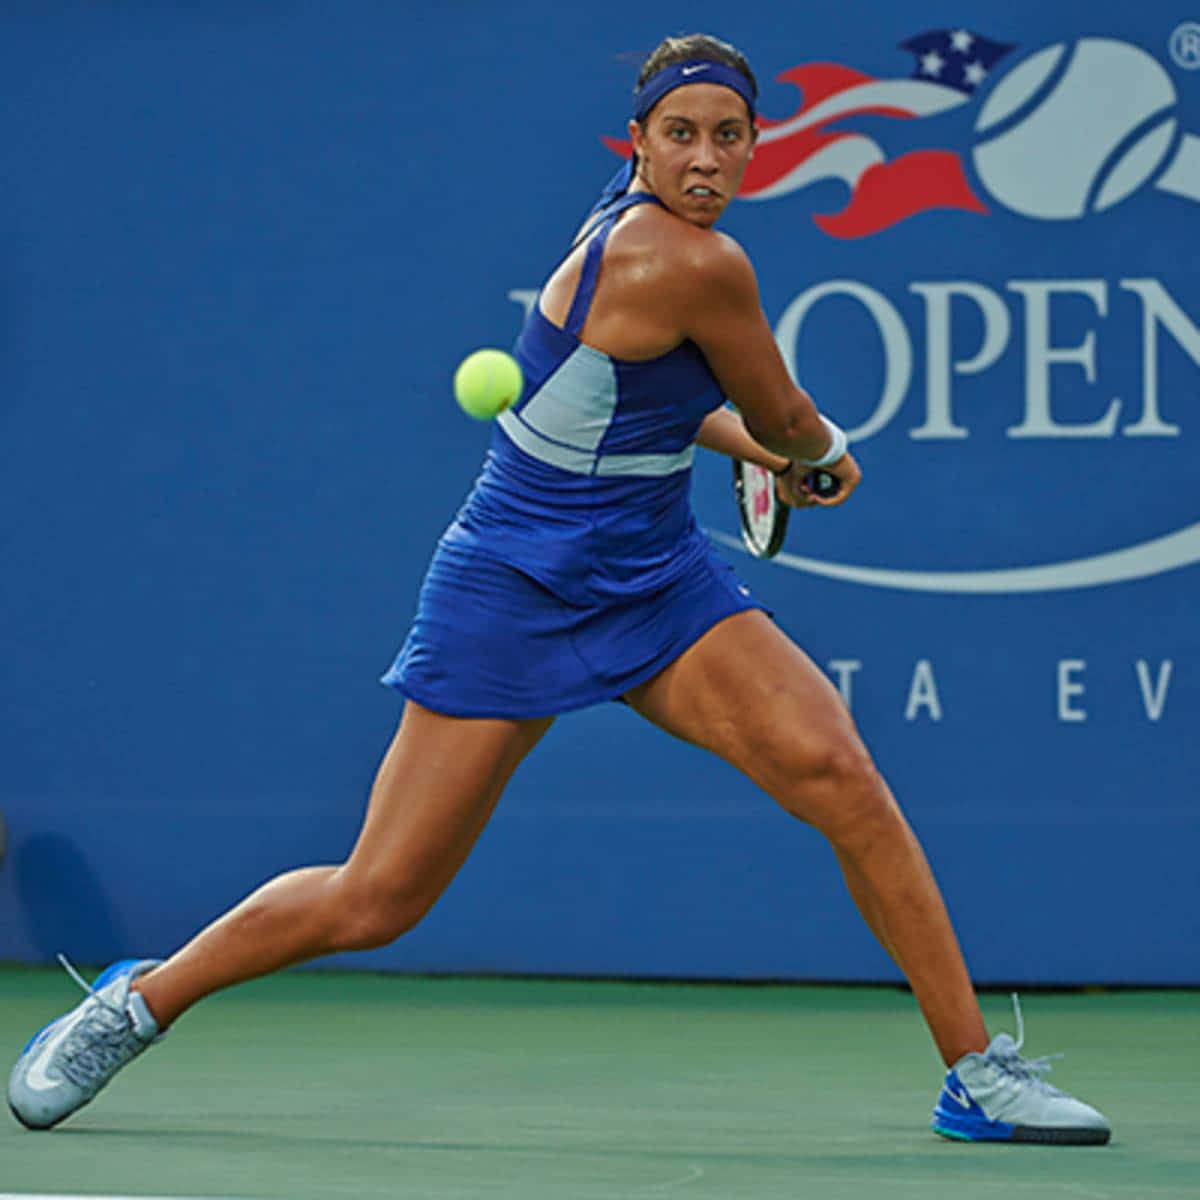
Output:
[587,60,757,219]
[633,59,757,123]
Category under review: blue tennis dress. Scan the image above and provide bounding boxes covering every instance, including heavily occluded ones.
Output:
[382,193,765,717]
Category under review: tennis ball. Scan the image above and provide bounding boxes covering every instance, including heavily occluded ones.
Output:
[453,349,524,420]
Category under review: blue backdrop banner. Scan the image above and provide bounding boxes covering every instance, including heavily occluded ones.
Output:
[1,0,1197,984]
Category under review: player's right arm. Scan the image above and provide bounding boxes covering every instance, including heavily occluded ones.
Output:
[674,231,841,467]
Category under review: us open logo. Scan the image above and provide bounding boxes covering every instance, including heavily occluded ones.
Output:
[648,29,1200,594]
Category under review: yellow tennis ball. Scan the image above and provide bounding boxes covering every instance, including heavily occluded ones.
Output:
[453,349,524,420]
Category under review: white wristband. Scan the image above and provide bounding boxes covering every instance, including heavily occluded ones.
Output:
[798,415,847,468]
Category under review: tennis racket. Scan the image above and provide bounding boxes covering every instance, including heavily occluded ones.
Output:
[732,461,840,559]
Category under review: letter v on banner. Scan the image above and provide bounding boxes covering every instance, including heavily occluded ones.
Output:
[1136,660,1173,720]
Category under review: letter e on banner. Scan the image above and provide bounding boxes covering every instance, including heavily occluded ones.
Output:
[1058,659,1088,722]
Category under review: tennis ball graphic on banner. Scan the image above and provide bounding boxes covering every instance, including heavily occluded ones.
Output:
[973,38,1179,218]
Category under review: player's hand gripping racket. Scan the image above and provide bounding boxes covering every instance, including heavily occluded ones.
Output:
[732,461,840,559]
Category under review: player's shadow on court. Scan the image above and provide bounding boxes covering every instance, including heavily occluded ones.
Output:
[16,833,130,963]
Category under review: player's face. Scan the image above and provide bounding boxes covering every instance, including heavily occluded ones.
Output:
[630,84,756,227]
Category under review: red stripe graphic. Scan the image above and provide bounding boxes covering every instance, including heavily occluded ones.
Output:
[813,150,989,239]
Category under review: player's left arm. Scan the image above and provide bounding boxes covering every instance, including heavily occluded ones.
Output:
[696,407,788,471]
[698,406,860,509]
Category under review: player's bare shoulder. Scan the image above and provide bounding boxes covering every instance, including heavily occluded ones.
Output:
[610,203,756,310]
[680,225,757,311]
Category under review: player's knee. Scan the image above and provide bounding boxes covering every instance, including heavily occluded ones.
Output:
[775,736,891,842]
[778,734,874,800]
[328,873,438,951]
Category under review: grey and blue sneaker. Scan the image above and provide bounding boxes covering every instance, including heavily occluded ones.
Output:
[931,996,1110,1145]
[8,955,163,1130]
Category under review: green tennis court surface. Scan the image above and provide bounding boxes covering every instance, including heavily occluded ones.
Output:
[2,967,1197,1199]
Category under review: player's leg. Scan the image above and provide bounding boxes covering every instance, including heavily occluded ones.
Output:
[135,700,552,1032]
[624,609,1110,1143]
[625,609,985,1064]
[8,701,551,1129]
[134,701,553,1026]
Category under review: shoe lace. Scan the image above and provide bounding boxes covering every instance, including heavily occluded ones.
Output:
[986,993,1065,1093]
[55,954,147,1088]
[57,953,129,1020]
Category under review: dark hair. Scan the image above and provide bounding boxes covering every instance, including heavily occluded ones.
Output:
[635,33,758,118]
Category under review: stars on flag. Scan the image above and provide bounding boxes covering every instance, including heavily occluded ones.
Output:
[964,60,988,87]
[901,29,1016,94]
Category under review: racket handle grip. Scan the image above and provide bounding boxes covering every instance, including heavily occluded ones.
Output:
[804,469,841,498]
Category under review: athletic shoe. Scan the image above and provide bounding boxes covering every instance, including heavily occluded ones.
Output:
[8,955,163,1130]
[931,995,1111,1144]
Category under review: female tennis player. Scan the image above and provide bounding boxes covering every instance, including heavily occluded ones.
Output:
[9,32,1109,1145]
